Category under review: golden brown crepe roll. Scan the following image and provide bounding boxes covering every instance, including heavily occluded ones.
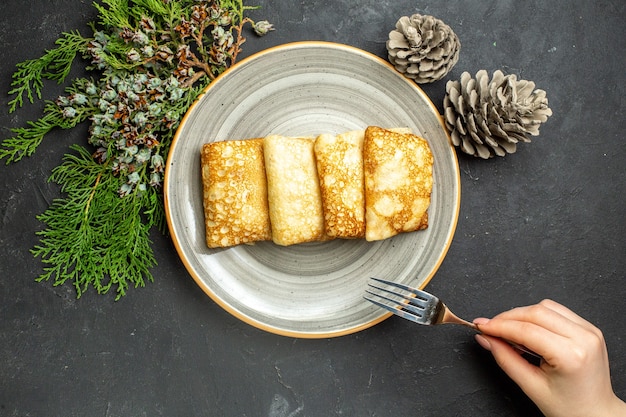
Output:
[263,135,326,246]
[363,126,433,242]
[314,130,366,238]
[201,139,271,248]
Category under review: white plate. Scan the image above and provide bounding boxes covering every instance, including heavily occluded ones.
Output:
[164,42,460,338]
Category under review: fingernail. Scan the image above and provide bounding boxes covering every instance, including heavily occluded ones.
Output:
[475,334,492,351]
[473,317,490,325]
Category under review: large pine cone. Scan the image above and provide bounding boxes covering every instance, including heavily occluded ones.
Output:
[443,70,553,158]
[387,14,460,84]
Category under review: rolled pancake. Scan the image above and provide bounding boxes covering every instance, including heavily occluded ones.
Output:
[201,139,271,248]
[314,130,366,238]
[263,135,325,246]
[363,126,433,241]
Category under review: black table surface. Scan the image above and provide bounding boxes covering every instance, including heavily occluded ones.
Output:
[1,1,624,416]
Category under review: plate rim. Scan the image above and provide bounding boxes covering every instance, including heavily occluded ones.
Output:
[164,41,461,338]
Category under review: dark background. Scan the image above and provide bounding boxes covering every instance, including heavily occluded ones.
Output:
[1,1,624,416]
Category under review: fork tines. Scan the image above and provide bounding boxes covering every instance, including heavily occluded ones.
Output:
[364,277,439,325]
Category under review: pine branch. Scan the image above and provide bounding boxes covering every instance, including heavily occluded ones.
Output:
[130,0,175,21]
[0,101,88,163]
[7,31,86,112]
[4,0,272,299]
[32,145,156,300]
[93,0,132,29]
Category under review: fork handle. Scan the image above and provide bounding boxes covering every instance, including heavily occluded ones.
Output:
[442,306,542,360]
[441,305,479,329]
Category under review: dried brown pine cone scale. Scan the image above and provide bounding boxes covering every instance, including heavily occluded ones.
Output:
[443,70,553,158]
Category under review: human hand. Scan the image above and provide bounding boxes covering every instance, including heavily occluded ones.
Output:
[473,299,626,417]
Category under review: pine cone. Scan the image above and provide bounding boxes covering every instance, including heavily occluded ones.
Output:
[387,14,460,84]
[443,70,553,159]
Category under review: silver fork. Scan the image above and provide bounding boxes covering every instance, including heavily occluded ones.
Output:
[365,277,541,359]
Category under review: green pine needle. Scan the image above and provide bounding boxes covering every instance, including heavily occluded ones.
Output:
[7,31,86,113]
[32,145,157,300]
[1,100,88,164]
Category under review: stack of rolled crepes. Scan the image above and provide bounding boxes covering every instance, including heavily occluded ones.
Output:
[200,126,433,248]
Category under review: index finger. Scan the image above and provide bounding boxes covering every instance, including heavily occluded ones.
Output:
[536,299,600,336]
[475,317,569,363]
[488,302,585,339]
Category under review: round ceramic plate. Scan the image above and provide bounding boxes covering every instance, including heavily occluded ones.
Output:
[164,42,460,338]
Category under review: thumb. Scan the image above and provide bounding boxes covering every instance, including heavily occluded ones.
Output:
[476,334,547,400]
